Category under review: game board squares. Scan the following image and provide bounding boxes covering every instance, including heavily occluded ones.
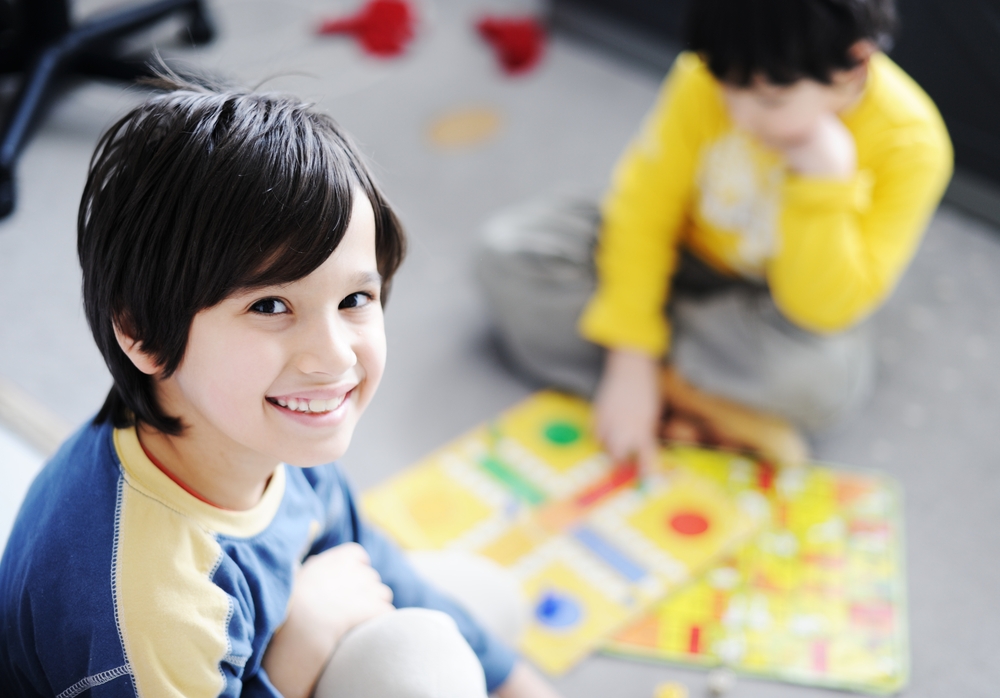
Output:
[494,436,608,499]
[363,461,496,549]
[362,392,905,691]
[606,464,906,694]
[519,556,634,674]
[478,522,546,567]
[494,391,603,473]
[623,472,758,570]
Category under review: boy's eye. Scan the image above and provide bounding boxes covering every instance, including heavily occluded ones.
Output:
[339,292,373,310]
[250,298,289,314]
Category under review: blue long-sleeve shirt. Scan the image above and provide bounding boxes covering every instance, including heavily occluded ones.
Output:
[0,420,515,696]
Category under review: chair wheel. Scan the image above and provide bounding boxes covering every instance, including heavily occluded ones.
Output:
[0,170,15,219]
[185,6,215,45]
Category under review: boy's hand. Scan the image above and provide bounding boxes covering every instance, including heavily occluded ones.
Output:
[780,113,857,179]
[263,543,393,698]
[594,348,661,474]
[495,661,564,698]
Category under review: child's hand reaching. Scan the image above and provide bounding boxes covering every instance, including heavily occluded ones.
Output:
[263,543,394,698]
[594,348,662,474]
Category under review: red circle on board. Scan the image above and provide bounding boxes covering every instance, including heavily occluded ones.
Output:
[669,511,710,536]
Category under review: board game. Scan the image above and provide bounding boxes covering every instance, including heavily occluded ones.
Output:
[606,448,908,694]
[363,391,767,674]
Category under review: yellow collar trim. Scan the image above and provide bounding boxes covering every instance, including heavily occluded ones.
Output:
[113,426,286,538]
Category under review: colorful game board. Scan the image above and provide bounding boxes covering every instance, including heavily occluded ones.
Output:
[364,392,767,674]
[606,448,908,694]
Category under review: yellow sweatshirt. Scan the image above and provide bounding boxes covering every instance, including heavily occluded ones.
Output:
[579,52,953,357]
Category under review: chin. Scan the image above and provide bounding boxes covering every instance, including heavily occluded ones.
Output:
[282,435,354,468]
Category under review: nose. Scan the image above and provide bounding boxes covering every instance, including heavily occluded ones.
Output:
[296,311,357,377]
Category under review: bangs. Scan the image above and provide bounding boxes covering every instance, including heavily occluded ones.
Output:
[221,128,360,295]
[173,95,367,303]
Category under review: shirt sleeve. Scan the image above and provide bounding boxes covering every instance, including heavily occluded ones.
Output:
[309,467,518,694]
[578,53,712,356]
[768,123,953,332]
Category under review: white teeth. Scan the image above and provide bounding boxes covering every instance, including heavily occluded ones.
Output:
[274,393,349,414]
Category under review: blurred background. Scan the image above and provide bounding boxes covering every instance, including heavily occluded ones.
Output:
[0,0,997,696]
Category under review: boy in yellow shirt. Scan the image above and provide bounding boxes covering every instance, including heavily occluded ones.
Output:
[479,0,952,468]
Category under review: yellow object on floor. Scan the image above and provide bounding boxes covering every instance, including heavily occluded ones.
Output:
[364,391,765,674]
[653,682,688,698]
[426,106,503,149]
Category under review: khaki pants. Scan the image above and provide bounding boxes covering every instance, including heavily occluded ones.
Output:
[476,197,875,433]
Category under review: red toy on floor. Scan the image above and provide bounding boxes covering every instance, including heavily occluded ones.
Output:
[476,16,545,75]
[318,0,415,57]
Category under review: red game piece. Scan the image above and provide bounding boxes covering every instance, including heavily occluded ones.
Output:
[476,16,545,74]
[318,0,415,57]
[669,511,710,536]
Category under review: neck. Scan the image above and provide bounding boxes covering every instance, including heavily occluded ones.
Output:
[835,66,870,114]
[137,423,278,511]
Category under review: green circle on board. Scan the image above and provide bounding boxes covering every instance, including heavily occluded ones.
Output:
[544,421,580,445]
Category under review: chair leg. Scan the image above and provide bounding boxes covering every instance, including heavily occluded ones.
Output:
[0,166,15,219]
[0,45,64,217]
[0,0,217,219]
[185,0,215,45]
[72,0,211,48]
[76,51,157,82]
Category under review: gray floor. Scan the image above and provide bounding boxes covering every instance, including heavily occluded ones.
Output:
[0,1,998,696]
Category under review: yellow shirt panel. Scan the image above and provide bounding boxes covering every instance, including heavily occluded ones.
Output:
[112,427,288,697]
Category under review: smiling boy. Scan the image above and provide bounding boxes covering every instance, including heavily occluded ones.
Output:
[0,78,558,698]
[479,0,952,466]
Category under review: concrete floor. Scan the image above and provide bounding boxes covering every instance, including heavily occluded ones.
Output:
[1,1,998,696]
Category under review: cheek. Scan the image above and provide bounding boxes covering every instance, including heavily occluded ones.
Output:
[179,325,281,418]
[723,94,754,130]
[356,321,387,401]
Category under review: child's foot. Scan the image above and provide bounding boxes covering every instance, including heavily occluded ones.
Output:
[659,406,763,453]
[659,366,809,466]
[659,409,708,445]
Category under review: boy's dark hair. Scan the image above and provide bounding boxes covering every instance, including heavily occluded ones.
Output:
[685,0,897,86]
[79,75,406,435]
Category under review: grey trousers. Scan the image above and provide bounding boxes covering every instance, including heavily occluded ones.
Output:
[476,197,875,434]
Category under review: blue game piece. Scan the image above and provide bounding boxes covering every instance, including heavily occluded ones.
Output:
[534,590,582,628]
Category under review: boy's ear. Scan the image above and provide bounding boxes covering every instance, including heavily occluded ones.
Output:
[848,40,878,69]
[113,323,161,376]
[835,40,878,88]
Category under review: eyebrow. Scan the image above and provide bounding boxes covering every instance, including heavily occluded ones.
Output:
[351,270,383,287]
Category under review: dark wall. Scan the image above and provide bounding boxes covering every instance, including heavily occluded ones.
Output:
[892,0,1000,183]
[559,0,687,41]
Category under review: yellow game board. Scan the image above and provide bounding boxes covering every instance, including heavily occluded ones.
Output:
[364,392,767,674]
[605,448,908,694]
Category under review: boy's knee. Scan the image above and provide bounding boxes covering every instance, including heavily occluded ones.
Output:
[314,608,487,698]
[775,332,875,432]
[477,197,599,288]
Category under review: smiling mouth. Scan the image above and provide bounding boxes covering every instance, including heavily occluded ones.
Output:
[267,392,350,414]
